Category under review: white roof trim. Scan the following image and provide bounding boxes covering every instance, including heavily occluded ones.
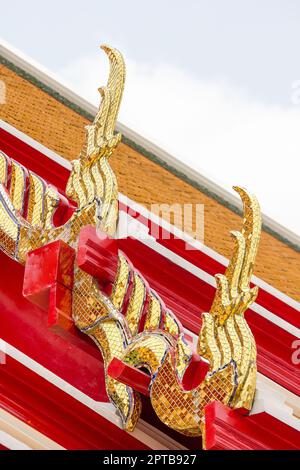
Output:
[0,38,96,117]
[0,408,64,450]
[1,38,299,249]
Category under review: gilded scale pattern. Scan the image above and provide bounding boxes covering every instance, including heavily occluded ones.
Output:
[0,45,261,442]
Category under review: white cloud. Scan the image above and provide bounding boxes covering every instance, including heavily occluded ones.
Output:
[59,54,300,236]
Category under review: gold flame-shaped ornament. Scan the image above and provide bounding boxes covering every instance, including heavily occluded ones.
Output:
[0,45,261,440]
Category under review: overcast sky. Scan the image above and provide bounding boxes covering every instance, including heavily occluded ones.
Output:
[1,1,300,236]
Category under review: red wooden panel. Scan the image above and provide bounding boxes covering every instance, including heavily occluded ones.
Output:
[204,401,300,450]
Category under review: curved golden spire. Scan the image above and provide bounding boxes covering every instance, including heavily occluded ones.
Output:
[84,45,126,160]
[208,186,262,325]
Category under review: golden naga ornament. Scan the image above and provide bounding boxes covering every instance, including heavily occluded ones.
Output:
[0,45,262,440]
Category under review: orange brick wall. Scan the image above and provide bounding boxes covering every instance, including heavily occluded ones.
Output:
[0,63,299,302]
